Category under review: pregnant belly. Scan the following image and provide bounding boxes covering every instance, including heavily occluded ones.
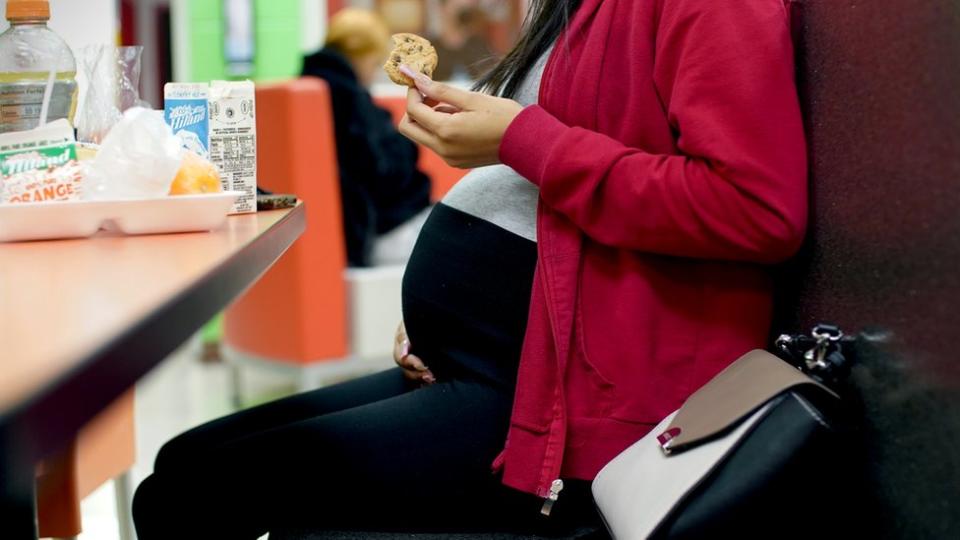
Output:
[401,202,537,389]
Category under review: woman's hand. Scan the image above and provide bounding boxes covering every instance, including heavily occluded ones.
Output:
[393,321,435,385]
[398,65,524,169]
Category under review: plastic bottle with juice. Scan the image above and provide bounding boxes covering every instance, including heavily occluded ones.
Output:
[0,0,78,133]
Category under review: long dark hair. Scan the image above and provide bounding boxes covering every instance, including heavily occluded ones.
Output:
[474,0,584,99]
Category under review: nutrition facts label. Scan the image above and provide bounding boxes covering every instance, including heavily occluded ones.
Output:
[209,126,255,213]
[0,80,77,133]
[208,81,256,214]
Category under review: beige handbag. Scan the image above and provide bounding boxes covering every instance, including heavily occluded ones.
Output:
[592,327,851,539]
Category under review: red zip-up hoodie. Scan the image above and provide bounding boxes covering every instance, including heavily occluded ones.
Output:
[491,0,807,509]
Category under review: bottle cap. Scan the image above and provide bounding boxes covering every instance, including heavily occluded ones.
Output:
[6,0,51,22]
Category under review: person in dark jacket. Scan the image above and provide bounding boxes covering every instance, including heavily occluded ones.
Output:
[301,9,431,267]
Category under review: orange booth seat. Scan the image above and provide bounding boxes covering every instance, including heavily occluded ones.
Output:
[223,79,466,392]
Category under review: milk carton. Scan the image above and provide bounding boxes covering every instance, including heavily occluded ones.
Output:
[209,80,256,214]
[163,83,210,159]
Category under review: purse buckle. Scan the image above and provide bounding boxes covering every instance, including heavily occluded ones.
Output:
[775,323,852,385]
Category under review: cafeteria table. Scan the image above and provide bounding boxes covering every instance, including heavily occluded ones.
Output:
[0,203,306,538]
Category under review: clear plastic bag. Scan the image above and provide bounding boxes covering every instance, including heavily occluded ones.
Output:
[75,45,149,144]
[84,107,184,200]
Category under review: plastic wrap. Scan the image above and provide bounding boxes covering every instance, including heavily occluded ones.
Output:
[75,45,148,144]
[84,108,183,200]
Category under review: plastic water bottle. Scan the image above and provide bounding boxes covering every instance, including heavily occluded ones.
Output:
[0,0,78,133]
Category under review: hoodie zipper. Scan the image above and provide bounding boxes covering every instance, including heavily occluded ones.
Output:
[540,479,564,516]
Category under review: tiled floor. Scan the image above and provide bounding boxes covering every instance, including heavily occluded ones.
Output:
[65,335,297,540]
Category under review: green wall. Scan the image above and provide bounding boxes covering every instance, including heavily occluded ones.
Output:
[183,0,303,82]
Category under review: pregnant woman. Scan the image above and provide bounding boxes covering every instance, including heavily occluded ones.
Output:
[132,1,807,537]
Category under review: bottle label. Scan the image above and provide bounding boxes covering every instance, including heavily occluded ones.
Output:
[0,79,78,133]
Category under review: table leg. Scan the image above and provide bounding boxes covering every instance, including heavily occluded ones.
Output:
[114,471,136,540]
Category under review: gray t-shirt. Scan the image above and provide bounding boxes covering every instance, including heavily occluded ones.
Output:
[439,49,552,243]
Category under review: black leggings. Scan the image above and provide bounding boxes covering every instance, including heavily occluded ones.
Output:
[132,368,599,539]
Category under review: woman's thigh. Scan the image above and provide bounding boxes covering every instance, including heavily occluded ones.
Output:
[154,367,415,472]
[133,376,575,539]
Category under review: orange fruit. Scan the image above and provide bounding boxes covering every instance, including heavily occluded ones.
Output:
[169,151,223,195]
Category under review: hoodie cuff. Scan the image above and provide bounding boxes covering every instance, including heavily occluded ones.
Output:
[498,105,570,187]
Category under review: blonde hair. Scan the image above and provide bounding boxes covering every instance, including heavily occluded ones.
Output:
[324,9,390,60]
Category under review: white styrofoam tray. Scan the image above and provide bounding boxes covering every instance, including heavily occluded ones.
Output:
[0,191,245,243]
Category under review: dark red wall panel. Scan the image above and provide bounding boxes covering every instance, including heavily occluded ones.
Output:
[775,1,960,536]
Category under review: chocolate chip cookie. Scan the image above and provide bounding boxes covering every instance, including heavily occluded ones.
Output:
[384,33,439,87]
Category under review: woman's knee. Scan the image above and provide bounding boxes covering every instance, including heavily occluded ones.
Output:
[132,474,165,536]
[133,473,213,538]
[132,474,154,513]
[153,430,202,473]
